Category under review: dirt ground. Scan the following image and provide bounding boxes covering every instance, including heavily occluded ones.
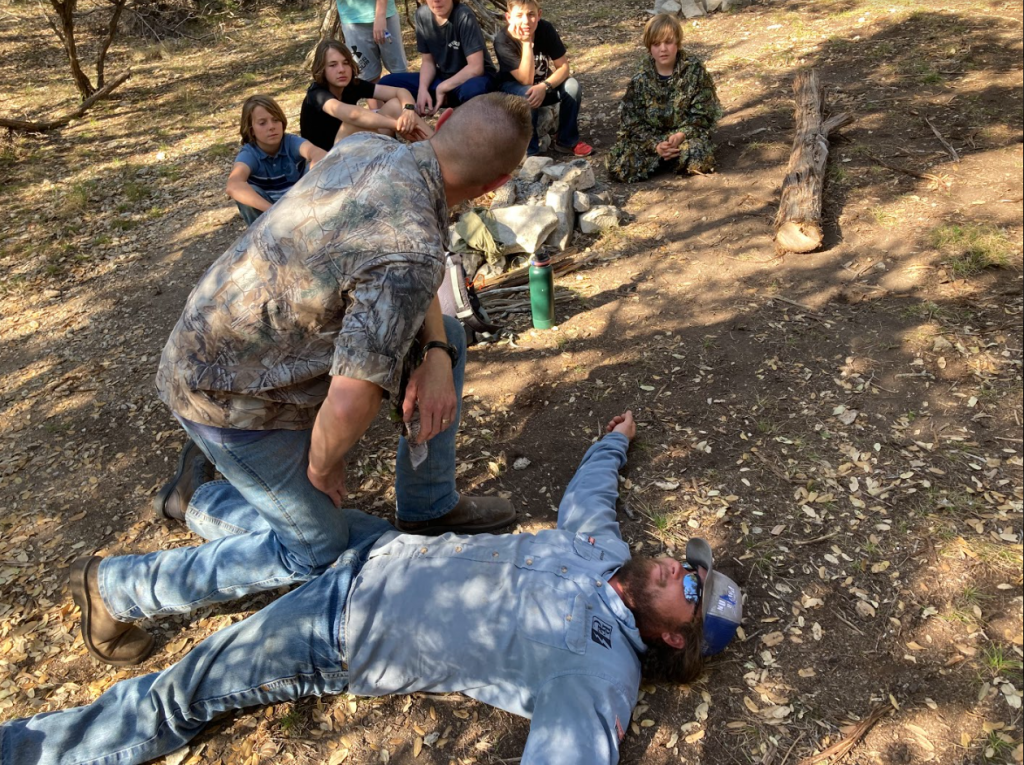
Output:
[1,0,1022,763]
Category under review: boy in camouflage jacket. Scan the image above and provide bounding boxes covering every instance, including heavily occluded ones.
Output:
[607,14,722,183]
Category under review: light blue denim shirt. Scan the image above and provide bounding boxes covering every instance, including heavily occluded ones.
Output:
[346,433,644,764]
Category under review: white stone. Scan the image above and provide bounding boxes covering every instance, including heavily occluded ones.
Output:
[573,190,611,212]
[655,0,682,12]
[560,160,596,191]
[579,206,621,234]
[491,178,518,209]
[704,0,723,10]
[544,181,575,251]
[491,205,560,254]
[541,163,569,181]
[679,0,705,17]
[519,156,553,182]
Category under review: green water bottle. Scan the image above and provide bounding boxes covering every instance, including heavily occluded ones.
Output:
[529,255,555,330]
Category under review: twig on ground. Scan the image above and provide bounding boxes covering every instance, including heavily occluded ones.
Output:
[923,116,960,163]
[835,611,866,637]
[795,704,888,765]
[779,732,806,765]
[793,530,839,546]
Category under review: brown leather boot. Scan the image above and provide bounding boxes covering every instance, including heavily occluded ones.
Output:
[152,440,214,522]
[70,556,154,666]
[396,495,516,535]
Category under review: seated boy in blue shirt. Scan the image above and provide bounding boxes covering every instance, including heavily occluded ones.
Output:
[226,95,326,226]
[494,0,592,156]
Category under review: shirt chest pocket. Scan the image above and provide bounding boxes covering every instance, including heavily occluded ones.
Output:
[517,590,588,655]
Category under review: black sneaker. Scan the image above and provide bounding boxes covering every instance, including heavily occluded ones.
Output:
[152,440,214,522]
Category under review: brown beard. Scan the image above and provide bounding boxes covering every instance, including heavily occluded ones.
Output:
[615,557,664,637]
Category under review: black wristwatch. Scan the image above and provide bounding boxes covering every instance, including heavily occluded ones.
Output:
[403,103,416,111]
[423,340,458,368]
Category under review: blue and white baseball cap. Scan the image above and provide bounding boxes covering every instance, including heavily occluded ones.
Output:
[686,538,743,656]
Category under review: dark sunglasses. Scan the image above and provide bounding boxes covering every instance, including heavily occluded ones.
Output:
[682,564,703,607]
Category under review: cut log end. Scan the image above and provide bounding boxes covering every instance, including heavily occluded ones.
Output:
[775,220,823,253]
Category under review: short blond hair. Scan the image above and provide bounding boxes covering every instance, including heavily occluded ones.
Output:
[643,13,684,50]
[431,93,532,186]
[239,94,287,145]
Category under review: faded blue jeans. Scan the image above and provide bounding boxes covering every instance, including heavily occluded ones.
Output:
[0,539,386,765]
[99,315,466,622]
[500,77,583,155]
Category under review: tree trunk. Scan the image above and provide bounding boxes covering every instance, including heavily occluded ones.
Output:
[96,0,128,89]
[47,0,96,100]
[774,70,852,254]
[305,0,344,68]
[0,71,131,133]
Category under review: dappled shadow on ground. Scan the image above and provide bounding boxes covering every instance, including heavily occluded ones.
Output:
[1,0,1021,763]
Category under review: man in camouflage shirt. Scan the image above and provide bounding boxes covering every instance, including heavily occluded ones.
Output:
[607,14,722,183]
[68,94,533,667]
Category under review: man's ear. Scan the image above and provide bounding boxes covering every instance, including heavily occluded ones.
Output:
[661,630,686,650]
[505,10,512,22]
[434,107,455,132]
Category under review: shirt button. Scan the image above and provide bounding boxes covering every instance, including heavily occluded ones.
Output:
[420,547,428,554]
[595,580,603,587]
[526,558,534,565]
[566,615,572,622]
[561,567,568,573]
[492,552,499,558]
[455,546,463,553]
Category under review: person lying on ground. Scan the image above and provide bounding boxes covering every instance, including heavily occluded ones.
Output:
[494,0,592,157]
[607,13,722,183]
[0,410,743,765]
[299,38,431,152]
[56,94,531,671]
[226,94,327,227]
[379,0,496,117]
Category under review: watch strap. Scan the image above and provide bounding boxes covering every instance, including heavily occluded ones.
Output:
[423,340,458,368]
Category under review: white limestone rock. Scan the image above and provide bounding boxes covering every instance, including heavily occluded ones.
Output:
[679,0,705,17]
[490,178,518,209]
[491,205,560,254]
[573,190,612,212]
[655,0,682,12]
[519,156,554,182]
[561,159,596,191]
[544,181,575,251]
[579,206,621,234]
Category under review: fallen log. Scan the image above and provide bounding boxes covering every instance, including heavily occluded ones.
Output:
[774,70,852,254]
[0,70,131,134]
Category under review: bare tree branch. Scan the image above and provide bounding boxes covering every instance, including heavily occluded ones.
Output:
[0,70,131,133]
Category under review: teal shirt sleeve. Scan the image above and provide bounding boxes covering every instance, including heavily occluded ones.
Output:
[521,673,632,764]
[556,433,629,540]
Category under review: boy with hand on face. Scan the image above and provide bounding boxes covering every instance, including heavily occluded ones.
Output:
[494,0,592,157]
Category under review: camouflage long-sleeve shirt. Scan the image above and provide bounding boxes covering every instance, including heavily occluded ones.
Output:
[607,51,722,183]
[155,134,449,431]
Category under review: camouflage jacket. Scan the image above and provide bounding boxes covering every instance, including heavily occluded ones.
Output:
[155,134,449,431]
[616,50,722,142]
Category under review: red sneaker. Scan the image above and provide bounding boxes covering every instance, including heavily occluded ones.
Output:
[555,140,593,157]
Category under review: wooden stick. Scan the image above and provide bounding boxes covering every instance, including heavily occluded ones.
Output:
[923,116,960,162]
[774,70,852,254]
[1,70,131,133]
[795,704,888,765]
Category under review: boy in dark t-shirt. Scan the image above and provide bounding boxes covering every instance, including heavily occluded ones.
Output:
[299,39,431,151]
[494,0,591,156]
[378,0,495,116]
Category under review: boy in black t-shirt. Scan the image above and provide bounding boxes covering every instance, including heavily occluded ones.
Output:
[378,0,496,116]
[299,39,432,152]
[493,0,591,156]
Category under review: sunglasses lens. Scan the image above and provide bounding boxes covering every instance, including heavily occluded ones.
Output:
[683,572,702,604]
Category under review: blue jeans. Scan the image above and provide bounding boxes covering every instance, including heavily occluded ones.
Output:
[236,187,274,226]
[500,77,582,155]
[378,71,494,108]
[0,545,379,765]
[99,315,466,621]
